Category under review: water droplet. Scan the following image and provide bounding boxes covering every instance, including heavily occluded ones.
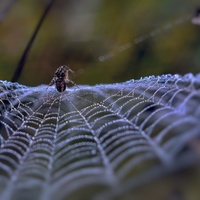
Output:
[12,175,17,182]
[93,94,98,99]
[99,56,105,62]
[91,149,97,155]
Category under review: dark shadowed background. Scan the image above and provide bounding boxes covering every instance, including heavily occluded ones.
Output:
[0,0,199,86]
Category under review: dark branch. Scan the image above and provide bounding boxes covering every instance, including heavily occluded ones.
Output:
[11,0,56,82]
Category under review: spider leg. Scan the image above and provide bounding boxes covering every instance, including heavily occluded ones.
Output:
[46,78,55,91]
[68,70,75,76]
[65,66,75,76]
[67,79,75,85]
[67,79,80,89]
[69,68,74,74]
[49,78,55,86]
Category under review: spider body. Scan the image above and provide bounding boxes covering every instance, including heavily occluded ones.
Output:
[55,78,67,92]
[49,65,74,92]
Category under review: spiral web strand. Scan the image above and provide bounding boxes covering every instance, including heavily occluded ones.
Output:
[0,73,200,199]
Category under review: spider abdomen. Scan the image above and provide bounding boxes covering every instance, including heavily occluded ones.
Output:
[55,78,67,92]
[48,65,74,92]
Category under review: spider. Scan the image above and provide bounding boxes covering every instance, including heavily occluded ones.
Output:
[48,65,75,92]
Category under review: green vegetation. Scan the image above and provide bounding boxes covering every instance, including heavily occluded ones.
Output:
[0,0,199,86]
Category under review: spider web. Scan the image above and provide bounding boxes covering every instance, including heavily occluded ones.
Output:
[0,73,200,200]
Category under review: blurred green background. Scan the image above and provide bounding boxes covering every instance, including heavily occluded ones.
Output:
[0,0,199,86]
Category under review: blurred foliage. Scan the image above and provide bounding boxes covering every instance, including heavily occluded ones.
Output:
[0,0,200,86]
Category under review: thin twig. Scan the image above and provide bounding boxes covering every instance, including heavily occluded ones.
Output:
[11,0,56,82]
